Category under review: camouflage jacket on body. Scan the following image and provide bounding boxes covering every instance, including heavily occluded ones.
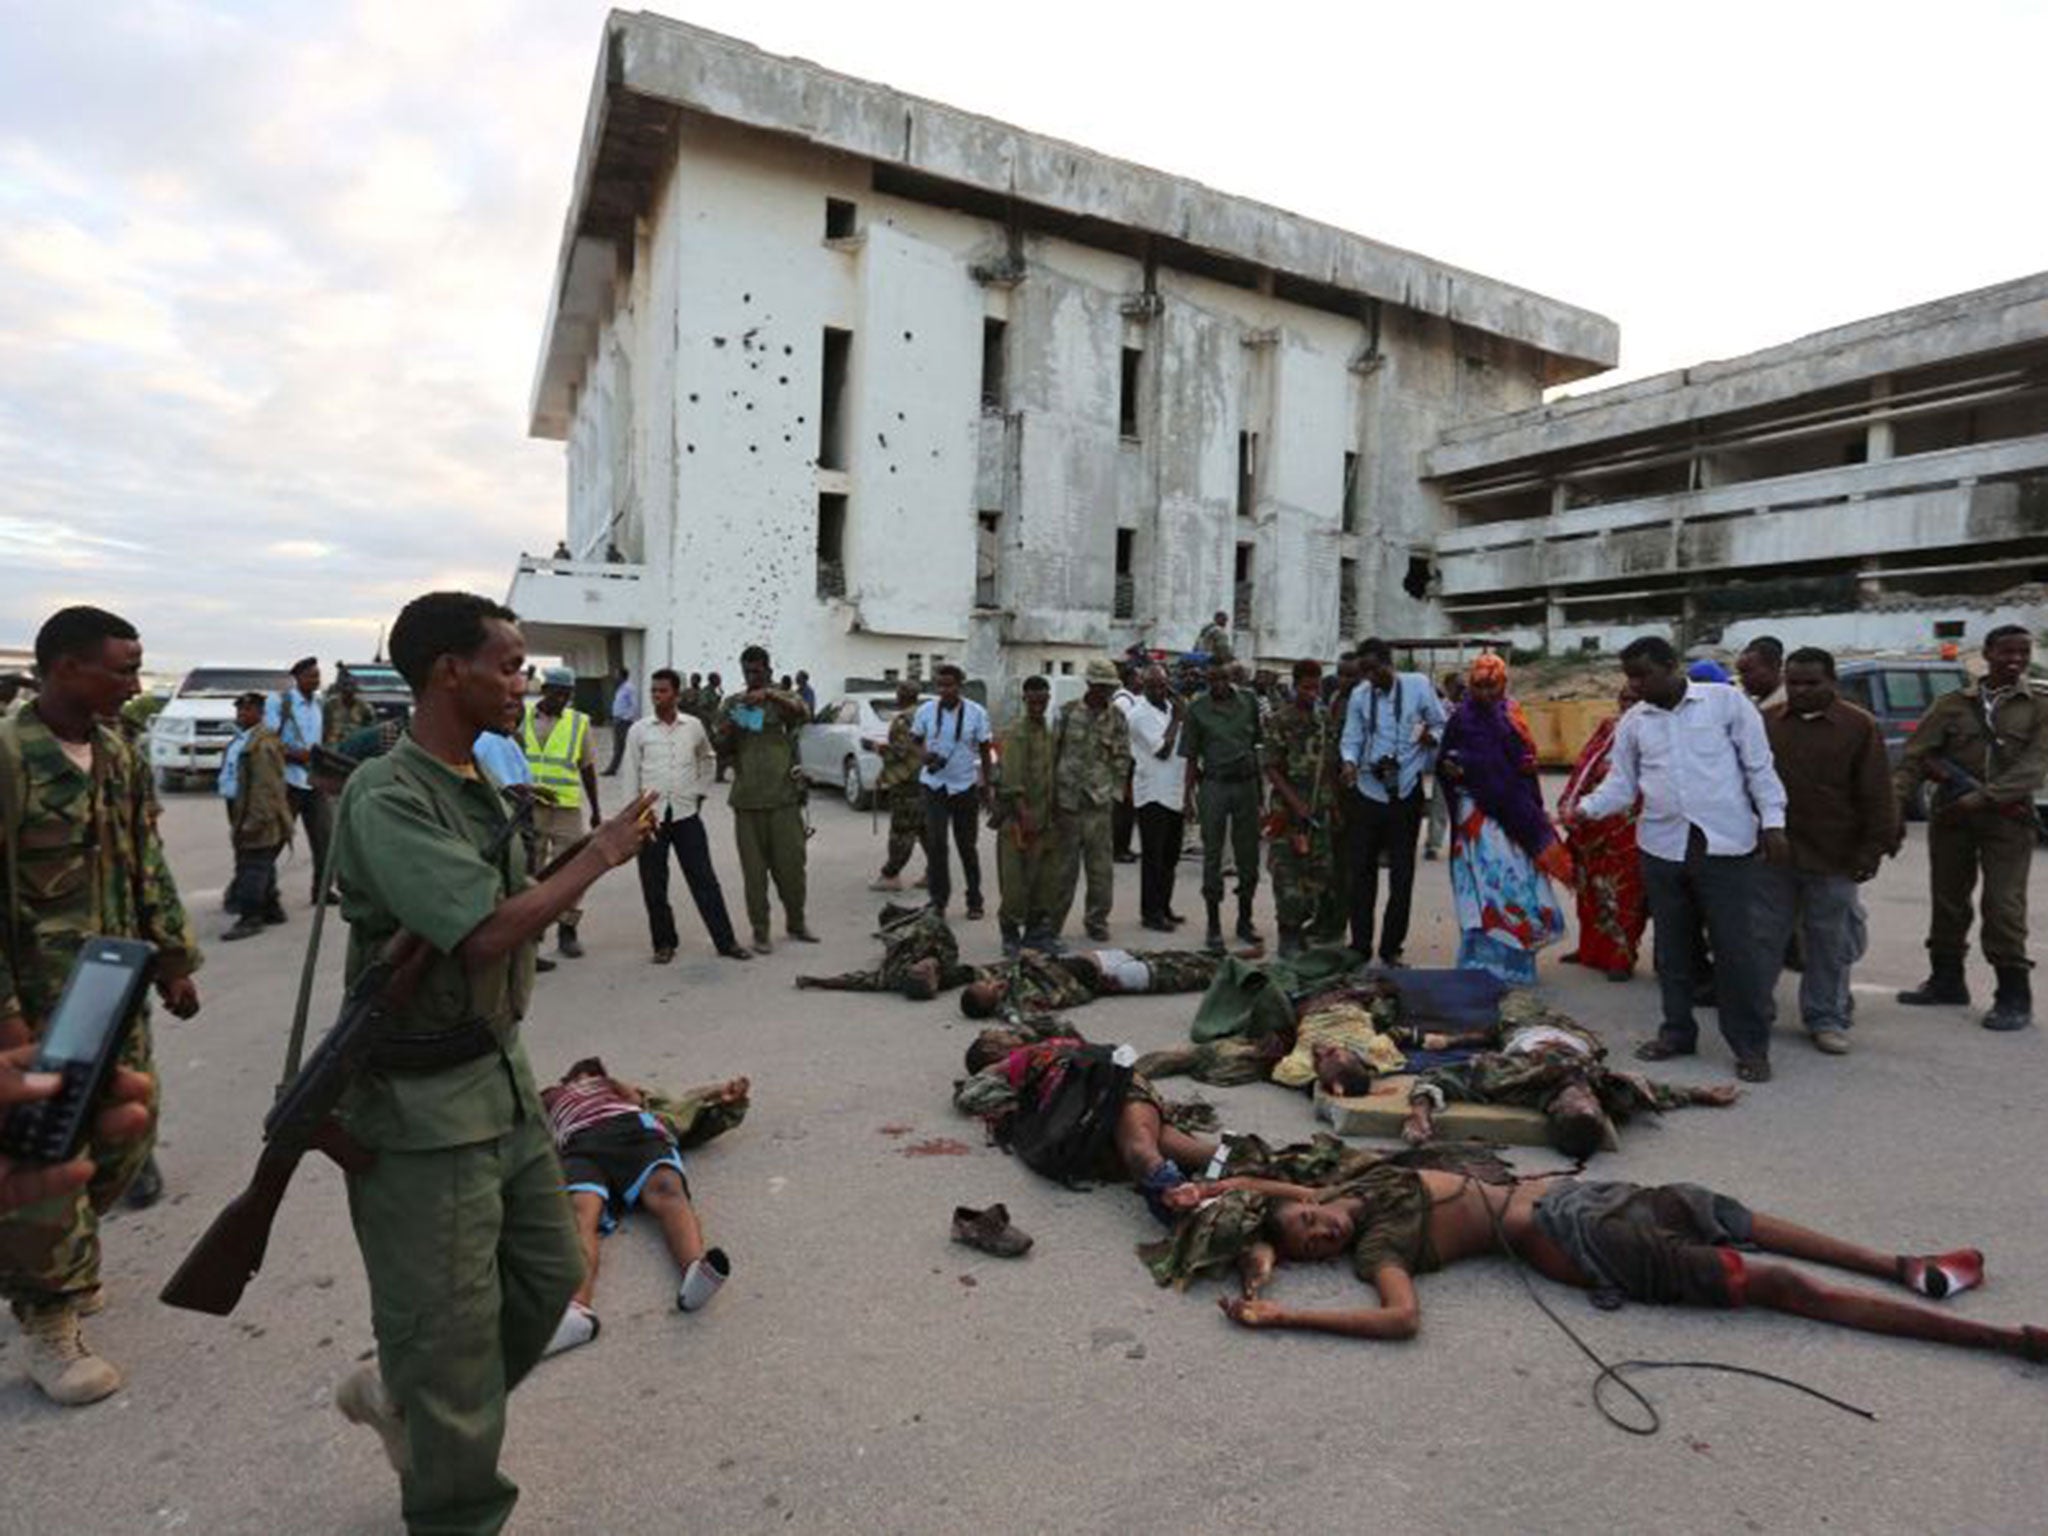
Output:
[1053,700,1131,813]
[0,704,201,1029]
[876,709,923,794]
[230,726,295,851]
[1262,700,1336,812]
[322,695,376,747]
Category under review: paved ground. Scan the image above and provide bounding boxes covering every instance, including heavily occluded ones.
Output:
[3,780,2045,1535]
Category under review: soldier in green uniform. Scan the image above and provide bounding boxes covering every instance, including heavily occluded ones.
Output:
[0,605,202,1406]
[712,646,815,952]
[220,691,294,941]
[327,591,656,1534]
[1196,610,1234,664]
[795,905,973,998]
[1180,658,1265,953]
[1316,653,1362,941]
[1263,659,1337,958]
[324,668,378,747]
[868,682,927,892]
[957,945,1224,1019]
[993,676,1064,953]
[700,671,729,783]
[1894,625,2048,1031]
[1048,660,1131,942]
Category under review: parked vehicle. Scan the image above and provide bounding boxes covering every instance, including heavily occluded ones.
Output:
[336,662,413,722]
[148,666,292,791]
[1836,659,1970,820]
[796,694,901,809]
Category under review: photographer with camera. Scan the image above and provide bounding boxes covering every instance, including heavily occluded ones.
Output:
[913,664,994,921]
[1338,637,1448,966]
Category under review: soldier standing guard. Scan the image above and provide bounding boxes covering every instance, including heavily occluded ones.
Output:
[993,676,1064,953]
[220,691,294,941]
[713,646,815,952]
[1048,660,1131,942]
[1180,657,1265,953]
[1894,624,2048,1031]
[323,667,377,747]
[0,605,202,1406]
[327,591,656,1534]
[869,681,928,892]
[1263,658,1336,958]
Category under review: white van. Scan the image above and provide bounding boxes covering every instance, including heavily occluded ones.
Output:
[149,666,291,790]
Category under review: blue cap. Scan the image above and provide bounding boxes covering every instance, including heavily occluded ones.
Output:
[542,666,575,688]
[1686,659,1731,683]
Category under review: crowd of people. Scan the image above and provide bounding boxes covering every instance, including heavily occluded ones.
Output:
[1,595,2044,1536]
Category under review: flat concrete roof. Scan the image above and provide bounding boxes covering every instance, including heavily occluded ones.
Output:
[1425,269,2048,480]
[529,11,1619,438]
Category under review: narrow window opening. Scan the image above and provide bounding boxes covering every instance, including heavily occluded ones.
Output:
[819,328,852,470]
[907,653,924,681]
[980,319,1007,410]
[1402,555,1432,601]
[825,198,857,239]
[1579,637,1601,654]
[1342,450,1361,534]
[975,512,1001,608]
[1338,556,1359,640]
[1119,347,1142,439]
[1233,543,1254,629]
[1114,529,1136,620]
[1236,431,1258,518]
[815,493,847,600]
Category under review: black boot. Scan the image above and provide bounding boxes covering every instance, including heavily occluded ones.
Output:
[557,923,584,959]
[1898,957,1970,1007]
[220,915,265,943]
[123,1154,164,1210]
[1983,966,2034,1032]
[1276,927,1304,960]
[1204,899,1225,955]
[1235,893,1262,945]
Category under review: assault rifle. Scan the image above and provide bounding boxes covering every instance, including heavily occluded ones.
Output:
[160,761,564,1317]
[1928,756,2036,823]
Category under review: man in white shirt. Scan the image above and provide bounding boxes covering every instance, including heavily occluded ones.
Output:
[1110,661,1141,865]
[913,664,994,920]
[1573,635,1790,1082]
[621,668,749,963]
[1337,638,1449,965]
[1127,664,1188,932]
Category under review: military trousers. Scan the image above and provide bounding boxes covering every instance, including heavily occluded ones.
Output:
[347,1112,583,1536]
[1268,821,1333,934]
[880,782,924,878]
[0,1018,157,1319]
[732,804,807,938]
[995,819,1064,940]
[1049,804,1115,935]
[1926,807,2035,970]
[1197,776,1261,904]
[533,804,586,927]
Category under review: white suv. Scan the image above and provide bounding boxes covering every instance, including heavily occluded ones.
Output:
[149,667,291,791]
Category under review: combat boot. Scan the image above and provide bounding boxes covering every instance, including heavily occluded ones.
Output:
[1276,927,1304,960]
[1235,893,1262,945]
[1203,900,1225,955]
[557,923,584,959]
[1983,967,2035,1032]
[20,1304,121,1406]
[1898,957,1970,1007]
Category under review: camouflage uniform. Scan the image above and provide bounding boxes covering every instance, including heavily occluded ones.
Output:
[971,947,1220,1014]
[0,705,201,1318]
[322,693,376,747]
[225,724,293,919]
[993,713,1064,945]
[795,908,973,996]
[877,708,925,880]
[1048,700,1130,936]
[1262,700,1337,938]
[1317,684,1356,940]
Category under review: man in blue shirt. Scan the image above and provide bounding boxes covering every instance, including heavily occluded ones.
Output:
[266,656,332,904]
[1338,637,1447,964]
[913,665,993,920]
[604,669,638,776]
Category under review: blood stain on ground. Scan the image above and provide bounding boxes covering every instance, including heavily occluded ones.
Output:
[902,1137,972,1157]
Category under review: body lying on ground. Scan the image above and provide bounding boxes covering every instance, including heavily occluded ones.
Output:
[1143,1163,2047,1365]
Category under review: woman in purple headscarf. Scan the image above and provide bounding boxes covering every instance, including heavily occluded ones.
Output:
[1435,654,1572,985]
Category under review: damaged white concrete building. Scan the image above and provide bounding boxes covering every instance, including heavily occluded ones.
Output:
[513,14,2048,696]
[511,12,1614,693]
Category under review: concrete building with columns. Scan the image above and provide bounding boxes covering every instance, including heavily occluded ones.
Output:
[1428,272,2048,656]
[510,11,1614,701]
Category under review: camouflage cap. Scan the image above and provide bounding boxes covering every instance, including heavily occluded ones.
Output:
[1084,659,1119,686]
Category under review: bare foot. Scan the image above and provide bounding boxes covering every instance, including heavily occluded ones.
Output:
[1696,1084,1741,1107]
[716,1077,750,1106]
[1401,1100,1436,1146]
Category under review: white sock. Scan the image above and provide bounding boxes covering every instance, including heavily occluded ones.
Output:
[543,1301,599,1357]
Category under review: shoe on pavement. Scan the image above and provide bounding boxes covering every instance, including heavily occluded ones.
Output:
[535,955,558,973]
[336,1363,410,1472]
[718,945,753,962]
[786,927,821,943]
[752,931,775,955]
[951,1203,1033,1258]
[21,1305,121,1406]
[1812,1030,1851,1056]
[220,916,266,942]
[652,947,676,965]
[869,875,905,892]
[1085,922,1111,942]
[543,1302,600,1358]
[556,924,584,959]
[122,1155,164,1210]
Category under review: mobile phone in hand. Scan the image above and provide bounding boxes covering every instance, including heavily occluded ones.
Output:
[0,939,155,1164]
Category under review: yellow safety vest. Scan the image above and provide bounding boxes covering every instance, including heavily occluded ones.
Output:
[523,705,588,809]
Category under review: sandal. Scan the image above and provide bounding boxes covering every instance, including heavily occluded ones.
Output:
[1734,1057,1773,1084]
[1633,1036,1696,1063]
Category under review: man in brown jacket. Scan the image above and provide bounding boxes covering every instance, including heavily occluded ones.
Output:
[221,691,294,941]
[1757,649,1899,1055]
[1894,625,2047,1031]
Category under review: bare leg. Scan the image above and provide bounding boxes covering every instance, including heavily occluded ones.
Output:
[568,1193,607,1310]
[1745,1261,2038,1359]
[1748,1212,1915,1284]
[636,1168,707,1275]
[1112,1100,1215,1183]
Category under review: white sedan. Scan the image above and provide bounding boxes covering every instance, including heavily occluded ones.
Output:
[796,694,904,809]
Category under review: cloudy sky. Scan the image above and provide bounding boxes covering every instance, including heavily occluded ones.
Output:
[4,0,2043,674]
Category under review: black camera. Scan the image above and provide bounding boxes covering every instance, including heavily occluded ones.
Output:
[924,750,950,773]
[1370,756,1401,791]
